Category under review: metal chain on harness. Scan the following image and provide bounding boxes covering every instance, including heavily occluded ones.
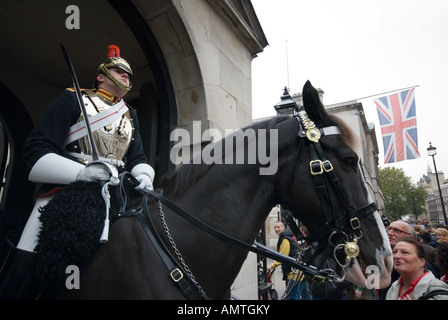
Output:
[157,199,210,300]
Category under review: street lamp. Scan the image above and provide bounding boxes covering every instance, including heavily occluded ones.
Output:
[273,87,299,116]
[427,142,448,225]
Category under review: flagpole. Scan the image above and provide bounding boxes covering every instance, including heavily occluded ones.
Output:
[285,39,290,89]
[355,85,420,101]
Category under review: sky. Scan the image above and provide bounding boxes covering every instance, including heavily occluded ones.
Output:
[251,0,448,184]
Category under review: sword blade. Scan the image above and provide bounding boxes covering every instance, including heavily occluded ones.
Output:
[60,44,99,161]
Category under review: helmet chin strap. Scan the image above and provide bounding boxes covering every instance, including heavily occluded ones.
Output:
[97,45,133,91]
[101,66,132,91]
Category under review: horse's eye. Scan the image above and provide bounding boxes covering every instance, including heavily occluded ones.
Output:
[344,157,357,167]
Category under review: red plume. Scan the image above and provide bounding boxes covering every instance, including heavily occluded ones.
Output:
[107,45,121,58]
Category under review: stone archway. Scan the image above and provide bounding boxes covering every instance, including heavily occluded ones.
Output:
[130,0,208,125]
[0,0,204,206]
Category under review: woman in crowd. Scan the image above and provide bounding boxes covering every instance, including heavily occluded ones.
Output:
[386,239,448,300]
[435,228,448,244]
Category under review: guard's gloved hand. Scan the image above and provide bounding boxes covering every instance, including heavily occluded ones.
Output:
[131,163,155,193]
[77,163,110,182]
[135,174,154,193]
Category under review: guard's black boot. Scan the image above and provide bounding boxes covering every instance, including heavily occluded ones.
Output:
[0,245,38,300]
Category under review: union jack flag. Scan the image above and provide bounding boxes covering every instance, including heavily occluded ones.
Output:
[374,88,420,164]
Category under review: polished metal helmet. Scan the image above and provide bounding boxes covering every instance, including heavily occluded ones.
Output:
[97,45,133,91]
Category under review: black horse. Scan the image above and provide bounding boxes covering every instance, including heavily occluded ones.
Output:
[33,81,392,299]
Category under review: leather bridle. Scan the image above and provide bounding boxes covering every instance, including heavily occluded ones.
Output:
[282,111,378,269]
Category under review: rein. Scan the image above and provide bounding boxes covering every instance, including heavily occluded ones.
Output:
[115,173,208,299]
[147,188,337,280]
[115,172,339,300]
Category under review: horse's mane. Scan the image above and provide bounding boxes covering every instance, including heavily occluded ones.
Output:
[160,117,288,195]
[160,114,357,196]
[329,114,358,150]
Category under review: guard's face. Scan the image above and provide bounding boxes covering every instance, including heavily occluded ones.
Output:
[108,68,131,87]
[97,67,131,98]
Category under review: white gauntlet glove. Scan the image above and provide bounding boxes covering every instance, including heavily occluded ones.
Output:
[76,163,111,182]
[29,153,85,185]
[131,163,155,193]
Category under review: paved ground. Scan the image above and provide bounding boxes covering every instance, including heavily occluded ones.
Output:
[266,258,286,300]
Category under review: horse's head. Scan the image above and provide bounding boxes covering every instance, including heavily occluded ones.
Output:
[276,80,392,289]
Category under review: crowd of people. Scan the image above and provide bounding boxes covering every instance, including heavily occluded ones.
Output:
[378,222,448,300]
[270,218,448,300]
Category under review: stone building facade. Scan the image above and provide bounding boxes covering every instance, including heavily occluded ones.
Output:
[427,184,448,225]
[417,166,447,224]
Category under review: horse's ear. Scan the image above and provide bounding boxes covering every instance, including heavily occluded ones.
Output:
[302,80,330,126]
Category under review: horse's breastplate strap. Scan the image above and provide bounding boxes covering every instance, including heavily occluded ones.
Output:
[69,92,133,166]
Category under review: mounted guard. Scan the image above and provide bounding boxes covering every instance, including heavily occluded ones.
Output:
[1,69,393,299]
[0,45,155,299]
